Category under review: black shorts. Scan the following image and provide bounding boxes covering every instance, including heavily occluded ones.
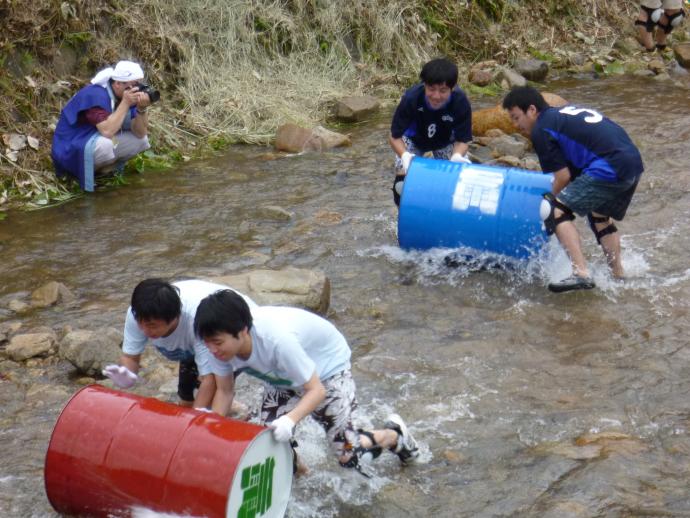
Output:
[178,358,200,402]
[559,174,641,221]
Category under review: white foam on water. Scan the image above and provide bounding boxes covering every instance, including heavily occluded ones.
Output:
[284,402,434,517]
[359,227,687,302]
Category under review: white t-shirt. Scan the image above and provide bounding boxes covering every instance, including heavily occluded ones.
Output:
[203,306,351,388]
[122,279,257,375]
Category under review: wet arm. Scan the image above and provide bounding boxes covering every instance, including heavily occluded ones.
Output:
[210,374,235,416]
[389,135,407,157]
[120,353,141,373]
[552,167,571,196]
[284,372,326,425]
[194,374,216,409]
[452,141,469,156]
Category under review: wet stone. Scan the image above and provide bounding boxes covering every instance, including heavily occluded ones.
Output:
[257,205,293,221]
[514,58,549,82]
[333,95,381,122]
[6,332,57,361]
[31,281,76,308]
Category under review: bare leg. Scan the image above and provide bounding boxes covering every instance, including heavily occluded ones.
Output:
[591,212,624,278]
[656,9,681,48]
[635,9,655,50]
[337,428,398,466]
[361,429,398,450]
[553,213,590,277]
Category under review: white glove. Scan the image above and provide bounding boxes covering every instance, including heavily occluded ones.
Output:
[450,152,472,164]
[270,415,295,442]
[400,151,415,173]
[102,364,138,389]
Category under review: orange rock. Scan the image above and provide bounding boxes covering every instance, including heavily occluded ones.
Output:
[472,92,568,137]
[472,105,517,137]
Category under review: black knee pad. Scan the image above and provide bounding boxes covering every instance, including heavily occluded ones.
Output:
[587,213,618,244]
[339,429,383,474]
[636,5,662,32]
[659,9,685,33]
[540,193,575,236]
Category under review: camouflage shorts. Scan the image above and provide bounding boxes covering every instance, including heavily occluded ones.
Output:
[261,370,361,459]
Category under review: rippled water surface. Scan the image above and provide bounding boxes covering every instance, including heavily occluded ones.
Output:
[1,74,689,517]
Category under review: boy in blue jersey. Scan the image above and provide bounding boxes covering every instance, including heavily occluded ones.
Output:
[502,86,644,293]
[389,58,473,206]
[193,290,420,475]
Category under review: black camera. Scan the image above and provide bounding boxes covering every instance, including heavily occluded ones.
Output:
[135,82,160,104]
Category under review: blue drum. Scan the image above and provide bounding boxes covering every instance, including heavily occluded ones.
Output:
[398,157,553,259]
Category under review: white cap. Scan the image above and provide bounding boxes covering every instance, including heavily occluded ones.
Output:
[91,60,144,87]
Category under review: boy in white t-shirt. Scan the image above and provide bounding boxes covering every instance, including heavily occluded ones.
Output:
[193,289,419,475]
[102,278,256,413]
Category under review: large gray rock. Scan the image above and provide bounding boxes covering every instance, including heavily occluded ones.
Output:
[59,327,122,376]
[6,332,57,361]
[489,134,529,158]
[496,67,527,88]
[210,267,330,314]
[333,95,380,122]
[673,42,690,68]
[514,58,549,82]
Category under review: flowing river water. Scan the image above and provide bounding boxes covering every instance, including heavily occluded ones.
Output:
[1,74,689,517]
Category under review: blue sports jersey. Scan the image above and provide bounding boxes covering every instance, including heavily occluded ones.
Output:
[532,106,643,182]
[390,83,472,152]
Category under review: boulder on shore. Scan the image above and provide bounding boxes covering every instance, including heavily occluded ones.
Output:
[333,95,381,122]
[275,123,351,153]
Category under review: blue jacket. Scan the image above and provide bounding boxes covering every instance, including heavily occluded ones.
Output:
[51,84,136,191]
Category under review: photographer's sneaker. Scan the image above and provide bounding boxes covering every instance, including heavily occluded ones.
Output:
[385,413,419,465]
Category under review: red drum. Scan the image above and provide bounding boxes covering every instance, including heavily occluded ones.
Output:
[44,385,292,517]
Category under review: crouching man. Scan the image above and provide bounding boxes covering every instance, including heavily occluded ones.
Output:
[52,60,155,191]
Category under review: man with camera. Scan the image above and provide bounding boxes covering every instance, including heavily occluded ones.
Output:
[52,60,159,191]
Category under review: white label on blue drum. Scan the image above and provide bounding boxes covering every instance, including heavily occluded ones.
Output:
[451,168,504,215]
[226,430,293,518]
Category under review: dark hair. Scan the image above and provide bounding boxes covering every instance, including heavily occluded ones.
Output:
[194,289,253,340]
[502,86,549,113]
[130,278,181,323]
[419,58,458,88]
